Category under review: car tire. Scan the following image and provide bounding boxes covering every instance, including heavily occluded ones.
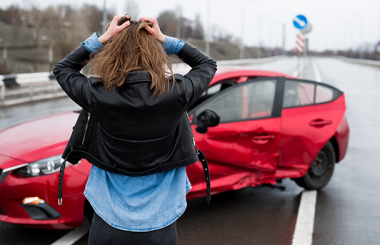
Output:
[294,141,335,190]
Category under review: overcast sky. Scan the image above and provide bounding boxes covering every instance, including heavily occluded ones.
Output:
[1,0,380,51]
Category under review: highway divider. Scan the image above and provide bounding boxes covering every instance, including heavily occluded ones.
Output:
[0,56,285,107]
[335,56,380,68]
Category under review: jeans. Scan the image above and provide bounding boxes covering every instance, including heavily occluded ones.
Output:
[88,212,178,245]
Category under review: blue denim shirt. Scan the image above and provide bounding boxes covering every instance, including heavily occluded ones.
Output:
[82,32,189,232]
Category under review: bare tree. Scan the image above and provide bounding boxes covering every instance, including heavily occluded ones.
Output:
[192,14,204,40]
[125,0,139,19]
[157,10,177,37]
[211,24,238,44]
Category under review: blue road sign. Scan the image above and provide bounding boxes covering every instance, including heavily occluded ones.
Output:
[293,15,308,30]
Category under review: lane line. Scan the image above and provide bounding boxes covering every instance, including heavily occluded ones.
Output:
[291,190,317,245]
[51,220,90,245]
[312,60,322,82]
[292,59,309,77]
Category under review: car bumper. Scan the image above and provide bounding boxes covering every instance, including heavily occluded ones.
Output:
[335,115,349,162]
[0,162,88,230]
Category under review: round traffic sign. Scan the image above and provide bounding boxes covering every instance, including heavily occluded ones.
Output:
[293,15,308,30]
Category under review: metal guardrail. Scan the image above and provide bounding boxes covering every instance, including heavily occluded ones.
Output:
[172,56,285,69]
[0,56,285,107]
[0,72,66,107]
[335,56,380,67]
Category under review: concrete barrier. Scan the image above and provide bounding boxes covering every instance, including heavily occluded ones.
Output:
[335,56,380,68]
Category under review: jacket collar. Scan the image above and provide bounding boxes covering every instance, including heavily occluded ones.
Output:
[126,71,151,84]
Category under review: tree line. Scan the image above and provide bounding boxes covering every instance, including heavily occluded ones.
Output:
[0,1,241,74]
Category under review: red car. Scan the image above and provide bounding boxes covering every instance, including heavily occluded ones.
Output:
[0,67,349,229]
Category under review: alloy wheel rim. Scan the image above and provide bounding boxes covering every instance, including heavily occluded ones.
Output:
[310,151,328,177]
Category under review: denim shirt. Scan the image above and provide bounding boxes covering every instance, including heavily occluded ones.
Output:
[82,32,190,232]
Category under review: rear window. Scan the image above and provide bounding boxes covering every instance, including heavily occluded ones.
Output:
[315,85,334,103]
[283,81,315,108]
[283,80,341,108]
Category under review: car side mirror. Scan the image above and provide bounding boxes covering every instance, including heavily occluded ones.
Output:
[195,109,220,134]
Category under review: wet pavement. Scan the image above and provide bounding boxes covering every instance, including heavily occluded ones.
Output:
[0,57,379,245]
[0,97,79,131]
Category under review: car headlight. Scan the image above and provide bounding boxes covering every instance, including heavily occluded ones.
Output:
[17,155,67,177]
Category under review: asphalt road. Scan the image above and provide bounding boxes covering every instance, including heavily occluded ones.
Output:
[1,57,379,245]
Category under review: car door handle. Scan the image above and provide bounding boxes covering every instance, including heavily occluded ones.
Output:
[251,135,276,140]
[309,119,332,127]
[251,135,276,144]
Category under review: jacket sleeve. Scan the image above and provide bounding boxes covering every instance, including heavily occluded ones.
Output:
[53,44,93,112]
[177,42,217,110]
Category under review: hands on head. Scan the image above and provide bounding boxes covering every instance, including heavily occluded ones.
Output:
[98,15,166,45]
[139,17,166,44]
[98,16,130,44]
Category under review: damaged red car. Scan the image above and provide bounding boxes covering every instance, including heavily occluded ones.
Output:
[0,67,349,229]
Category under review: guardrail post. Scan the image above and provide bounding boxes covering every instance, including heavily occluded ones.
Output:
[0,75,5,101]
[0,83,5,101]
[29,84,34,100]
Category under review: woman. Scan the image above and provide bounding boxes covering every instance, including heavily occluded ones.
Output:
[53,14,216,245]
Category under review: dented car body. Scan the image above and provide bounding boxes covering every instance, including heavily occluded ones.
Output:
[0,67,349,229]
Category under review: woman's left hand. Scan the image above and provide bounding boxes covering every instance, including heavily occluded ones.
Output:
[98,16,130,44]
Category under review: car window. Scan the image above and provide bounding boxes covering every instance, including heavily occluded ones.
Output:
[283,80,315,108]
[194,79,276,123]
[188,80,237,111]
[315,85,334,103]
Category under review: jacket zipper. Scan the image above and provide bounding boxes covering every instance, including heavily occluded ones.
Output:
[82,112,91,145]
[185,112,196,146]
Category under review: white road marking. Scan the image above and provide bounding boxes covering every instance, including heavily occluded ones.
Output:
[312,60,322,82]
[292,59,309,77]
[51,220,90,245]
[291,190,317,245]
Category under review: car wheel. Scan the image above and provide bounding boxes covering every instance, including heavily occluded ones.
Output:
[294,141,335,190]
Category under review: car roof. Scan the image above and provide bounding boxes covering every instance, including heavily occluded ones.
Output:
[174,66,298,87]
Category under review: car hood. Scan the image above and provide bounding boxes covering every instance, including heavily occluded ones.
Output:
[0,111,78,168]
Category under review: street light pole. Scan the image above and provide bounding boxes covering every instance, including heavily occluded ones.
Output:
[353,13,364,59]
[49,40,56,71]
[3,43,8,71]
[368,0,380,47]
[102,0,107,34]
[258,18,261,58]
[282,23,286,55]
[240,0,255,59]
[205,0,210,56]
[257,13,269,58]
[268,20,282,56]
[342,23,353,56]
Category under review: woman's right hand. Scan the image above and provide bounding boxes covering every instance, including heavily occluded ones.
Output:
[139,17,166,44]
[99,15,130,44]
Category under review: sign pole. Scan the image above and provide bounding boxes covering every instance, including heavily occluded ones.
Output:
[303,38,308,61]
[297,50,300,76]
[293,14,310,77]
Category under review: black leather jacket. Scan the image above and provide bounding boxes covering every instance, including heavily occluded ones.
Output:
[53,42,217,204]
